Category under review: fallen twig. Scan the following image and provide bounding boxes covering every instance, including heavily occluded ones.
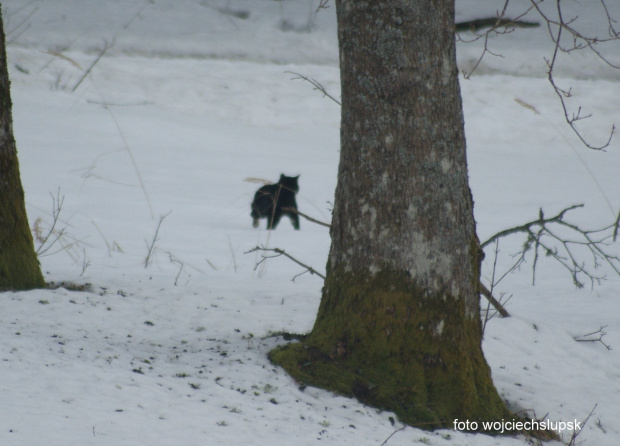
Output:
[574,326,612,350]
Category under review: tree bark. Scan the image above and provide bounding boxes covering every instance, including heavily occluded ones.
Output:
[270,0,510,428]
[0,8,45,291]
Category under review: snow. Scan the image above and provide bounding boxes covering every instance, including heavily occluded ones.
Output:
[1,0,620,444]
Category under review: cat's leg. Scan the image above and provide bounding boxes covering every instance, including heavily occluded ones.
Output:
[269,210,282,229]
[290,212,300,230]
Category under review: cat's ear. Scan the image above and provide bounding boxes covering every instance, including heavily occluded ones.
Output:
[279,174,285,181]
[295,175,300,180]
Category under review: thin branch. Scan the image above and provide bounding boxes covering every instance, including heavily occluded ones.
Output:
[282,206,331,228]
[80,248,91,277]
[93,88,155,219]
[456,17,539,33]
[86,99,152,107]
[5,3,39,44]
[460,0,619,149]
[227,235,238,273]
[532,0,617,150]
[144,212,171,268]
[481,205,584,249]
[482,238,511,328]
[72,39,115,93]
[458,2,540,79]
[480,282,510,318]
[482,204,620,288]
[483,240,501,332]
[169,253,184,286]
[245,246,325,280]
[38,32,89,73]
[35,190,66,256]
[286,71,341,106]
[32,190,91,267]
[379,426,406,446]
[566,405,598,446]
[316,0,331,13]
[600,0,620,40]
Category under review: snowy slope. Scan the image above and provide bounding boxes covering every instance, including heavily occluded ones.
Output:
[1,1,620,445]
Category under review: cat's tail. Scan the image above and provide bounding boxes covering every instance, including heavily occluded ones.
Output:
[244,177,272,185]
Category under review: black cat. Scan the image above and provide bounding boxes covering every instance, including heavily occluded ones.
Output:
[251,174,300,230]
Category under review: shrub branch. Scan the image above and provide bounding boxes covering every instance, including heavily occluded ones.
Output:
[457,0,619,149]
[482,204,620,288]
[144,212,171,268]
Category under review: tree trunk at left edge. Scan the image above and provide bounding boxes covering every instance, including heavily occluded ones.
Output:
[0,9,45,291]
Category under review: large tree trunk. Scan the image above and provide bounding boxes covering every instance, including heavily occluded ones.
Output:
[271,0,509,428]
[0,9,45,291]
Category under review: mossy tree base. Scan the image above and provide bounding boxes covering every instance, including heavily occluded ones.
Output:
[270,268,512,431]
[0,223,45,291]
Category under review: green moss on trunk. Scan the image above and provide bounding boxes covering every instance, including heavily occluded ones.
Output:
[0,8,45,291]
[0,150,45,291]
[270,267,511,430]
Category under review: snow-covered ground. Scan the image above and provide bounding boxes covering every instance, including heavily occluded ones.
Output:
[1,0,620,444]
